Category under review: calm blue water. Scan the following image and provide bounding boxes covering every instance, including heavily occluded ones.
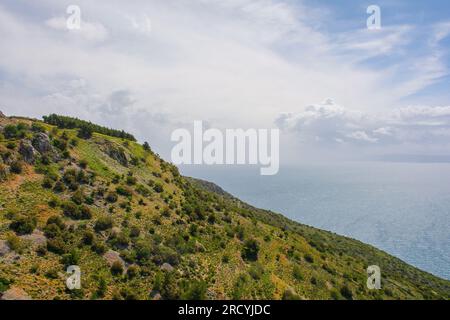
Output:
[181,162,450,280]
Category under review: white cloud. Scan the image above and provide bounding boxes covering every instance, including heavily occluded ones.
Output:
[45,17,109,42]
[276,99,450,155]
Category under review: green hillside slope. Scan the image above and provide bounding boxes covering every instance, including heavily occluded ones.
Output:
[0,113,449,300]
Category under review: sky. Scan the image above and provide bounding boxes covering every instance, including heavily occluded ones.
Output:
[1,0,450,165]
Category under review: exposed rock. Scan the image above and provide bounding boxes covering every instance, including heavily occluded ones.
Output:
[0,240,11,256]
[20,230,47,247]
[0,287,32,300]
[32,132,53,154]
[160,262,174,272]
[103,250,125,268]
[104,143,129,167]
[0,163,9,181]
[18,140,37,164]
[0,111,5,118]
[111,227,121,237]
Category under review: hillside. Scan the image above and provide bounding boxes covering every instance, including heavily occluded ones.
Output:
[0,113,449,300]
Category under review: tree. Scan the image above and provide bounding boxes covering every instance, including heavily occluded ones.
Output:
[143,142,151,151]
[77,126,93,139]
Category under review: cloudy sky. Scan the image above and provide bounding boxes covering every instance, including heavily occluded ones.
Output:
[1,0,450,164]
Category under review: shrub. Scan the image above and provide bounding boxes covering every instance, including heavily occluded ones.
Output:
[110,232,129,249]
[47,237,66,255]
[127,265,140,279]
[79,159,88,169]
[153,183,164,193]
[91,241,107,254]
[47,216,65,229]
[207,214,216,224]
[7,234,25,253]
[63,201,80,219]
[79,205,92,220]
[62,249,80,267]
[241,239,259,262]
[111,261,124,276]
[82,231,95,245]
[248,263,264,280]
[106,192,118,203]
[222,254,230,263]
[340,285,353,300]
[31,123,45,133]
[53,181,66,192]
[129,226,140,238]
[9,214,37,235]
[94,216,113,232]
[42,177,54,189]
[44,223,62,239]
[293,265,304,281]
[77,126,93,139]
[135,184,151,197]
[71,190,85,205]
[135,241,152,263]
[126,176,137,186]
[180,280,207,300]
[304,253,314,263]
[3,125,18,139]
[10,161,23,174]
[116,185,133,197]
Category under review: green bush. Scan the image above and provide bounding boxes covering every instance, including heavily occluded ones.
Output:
[116,185,133,197]
[106,192,118,203]
[180,280,207,300]
[153,183,164,193]
[3,124,18,139]
[111,261,124,276]
[9,214,37,235]
[7,234,25,253]
[47,237,66,255]
[82,231,95,245]
[241,239,259,262]
[62,249,80,267]
[340,285,353,300]
[95,216,113,232]
[42,177,54,189]
[53,181,66,192]
[10,161,23,174]
[127,265,140,279]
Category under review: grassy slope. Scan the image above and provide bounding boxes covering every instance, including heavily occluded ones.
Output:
[0,115,449,300]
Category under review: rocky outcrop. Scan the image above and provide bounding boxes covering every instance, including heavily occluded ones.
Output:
[18,140,37,164]
[103,250,125,268]
[0,240,11,256]
[0,164,9,181]
[0,111,5,118]
[32,132,53,154]
[160,263,174,272]
[20,230,47,247]
[106,145,129,167]
[0,287,32,300]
